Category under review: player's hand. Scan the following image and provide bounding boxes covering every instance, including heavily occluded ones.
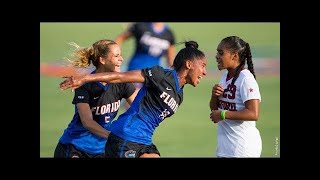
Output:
[210,110,222,124]
[212,84,224,97]
[59,76,84,91]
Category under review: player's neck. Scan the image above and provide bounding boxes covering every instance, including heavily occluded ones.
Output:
[227,67,245,77]
[177,73,186,88]
[95,68,109,86]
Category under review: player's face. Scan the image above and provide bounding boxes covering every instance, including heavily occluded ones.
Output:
[188,58,207,87]
[104,44,124,72]
[215,43,237,70]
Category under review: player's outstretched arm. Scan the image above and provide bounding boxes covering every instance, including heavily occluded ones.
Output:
[59,70,145,90]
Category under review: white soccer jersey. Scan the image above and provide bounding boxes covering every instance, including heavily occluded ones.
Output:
[216,69,262,157]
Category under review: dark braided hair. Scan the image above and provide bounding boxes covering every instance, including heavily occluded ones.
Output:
[172,41,205,71]
[221,36,256,85]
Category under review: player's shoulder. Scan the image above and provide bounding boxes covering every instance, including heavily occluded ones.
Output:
[81,81,95,90]
[149,65,165,72]
[165,26,174,34]
[110,82,133,88]
[135,23,149,30]
[152,65,175,75]
[144,65,172,79]
[239,69,256,81]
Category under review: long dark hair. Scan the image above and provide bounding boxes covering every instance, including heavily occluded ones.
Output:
[221,36,256,85]
[172,41,205,71]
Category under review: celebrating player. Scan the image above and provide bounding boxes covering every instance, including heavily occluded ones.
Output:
[54,39,137,158]
[59,41,207,158]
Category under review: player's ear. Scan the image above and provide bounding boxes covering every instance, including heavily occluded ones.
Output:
[232,53,239,62]
[186,60,192,70]
[99,57,106,65]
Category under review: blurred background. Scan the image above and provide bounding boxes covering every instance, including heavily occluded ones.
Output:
[40,22,280,157]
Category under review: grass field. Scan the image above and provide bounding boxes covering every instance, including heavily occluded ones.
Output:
[40,23,280,157]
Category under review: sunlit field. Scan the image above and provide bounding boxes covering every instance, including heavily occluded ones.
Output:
[40,23,280,157]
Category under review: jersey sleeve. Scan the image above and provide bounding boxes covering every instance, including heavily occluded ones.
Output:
[72,85,90,104]
[240,77,261,103]
[142,66,165,88]
[168,29,176,45]
[121,83,136,99]
[128,23,138,34]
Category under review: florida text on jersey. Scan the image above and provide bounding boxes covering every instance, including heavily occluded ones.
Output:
[110,66,183,145]
[58,70,135,154]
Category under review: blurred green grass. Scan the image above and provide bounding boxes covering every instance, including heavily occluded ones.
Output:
[40,23,280,157]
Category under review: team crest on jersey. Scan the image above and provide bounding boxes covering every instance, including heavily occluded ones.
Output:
[124,150,136,158]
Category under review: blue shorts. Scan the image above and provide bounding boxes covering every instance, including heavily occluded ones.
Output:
[54,143,105,158]
[105,133,160,158]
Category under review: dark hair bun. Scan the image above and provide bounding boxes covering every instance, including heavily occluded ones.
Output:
[185,41,198,49]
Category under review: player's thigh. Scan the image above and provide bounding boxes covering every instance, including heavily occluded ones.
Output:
[105,133,161,158]
[54,143,69,158]
[139,153,160,158]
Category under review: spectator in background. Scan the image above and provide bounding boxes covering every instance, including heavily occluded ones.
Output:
[115,22,176,100]
[209,36,262,157]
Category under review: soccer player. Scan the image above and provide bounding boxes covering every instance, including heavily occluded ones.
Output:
[54,39,137,158]
[116,22,175,71]
[115,22,176,105]
[59,41,207,158]
[209,36,262,157]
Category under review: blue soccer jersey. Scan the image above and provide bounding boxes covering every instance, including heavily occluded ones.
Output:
[127,23,175,70]
[110,66,184,145]
[58,70,135,154]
